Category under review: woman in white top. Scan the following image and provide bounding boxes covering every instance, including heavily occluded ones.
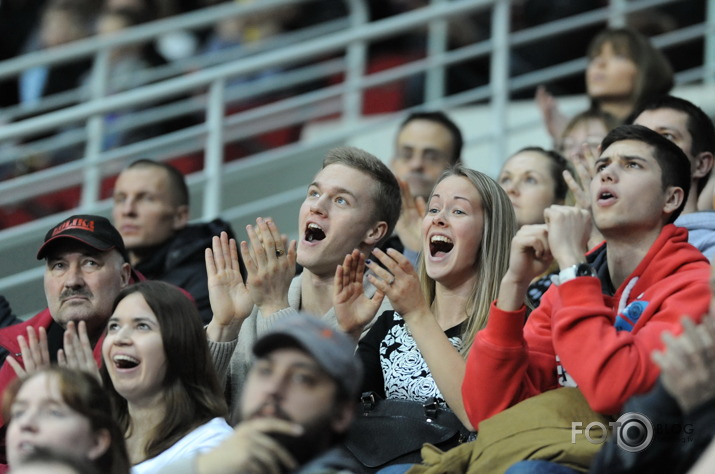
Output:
[101,281,232,473]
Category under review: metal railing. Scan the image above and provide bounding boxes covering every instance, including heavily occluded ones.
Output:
[0,0,711,318]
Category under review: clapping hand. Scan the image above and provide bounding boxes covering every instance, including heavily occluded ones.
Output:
[364,248,430,321]
[394,179,427,253]
[58,321,100,380]
[334,249,385,338]
[206,231,253,342]
[653,314,715,414]
[6,326,51,378]
[240,217,296,318]
[6,321,100,380]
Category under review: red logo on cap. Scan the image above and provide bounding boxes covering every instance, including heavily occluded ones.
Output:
[52,218,95,236]
[320,328,334,339]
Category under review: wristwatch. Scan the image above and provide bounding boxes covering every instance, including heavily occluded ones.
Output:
[551,262,595,286]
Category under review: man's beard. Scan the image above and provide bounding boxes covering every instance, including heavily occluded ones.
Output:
[245,400,336,467]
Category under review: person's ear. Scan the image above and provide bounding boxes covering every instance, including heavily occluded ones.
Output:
[330,401,355,434]
[362,221,388,247]
[693,152,714,180]
[663,186,685,216]
[87,428,111,461]
[120,262,131,287]
[173,205,189,230]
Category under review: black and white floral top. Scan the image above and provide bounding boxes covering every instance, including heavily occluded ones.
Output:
[357,310,463,407]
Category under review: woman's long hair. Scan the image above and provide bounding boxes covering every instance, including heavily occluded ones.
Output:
[417,165,518,354]
[3,367,131,474]
[101,281,227,462]
[587,27,673,112]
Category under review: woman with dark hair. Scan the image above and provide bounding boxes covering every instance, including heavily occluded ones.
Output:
[3,367,130,474]
[101,281,231,473]
[537,27,673,142]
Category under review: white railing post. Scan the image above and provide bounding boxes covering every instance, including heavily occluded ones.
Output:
[608,0,627,28]
[425,0,448,106]
[706,0,715,86]
[343,0,369,123]
[490,0,510,164]
[80,49,110,211]
[203,78,225,219]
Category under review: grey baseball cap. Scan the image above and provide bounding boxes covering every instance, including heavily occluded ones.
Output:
[253,313,363,399]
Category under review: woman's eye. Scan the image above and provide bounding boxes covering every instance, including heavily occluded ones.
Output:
[336,197,347,205]
[428,208,439,214]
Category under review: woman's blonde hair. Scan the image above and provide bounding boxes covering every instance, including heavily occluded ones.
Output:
[417,165,517,354]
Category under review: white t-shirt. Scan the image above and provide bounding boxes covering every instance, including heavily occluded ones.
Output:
[131,417,233,474]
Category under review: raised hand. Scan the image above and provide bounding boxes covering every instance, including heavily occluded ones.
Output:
[334,249,385,338]
[564,145,596,212]
[652,314,715,414]
[365,248,430,320]
[240,217,296,318]
[58,320,100,381]
[206,231,253,342]
[394,179,427,253]
[543,205,591,269]
[535,85,568,142]
[6,326,51,378]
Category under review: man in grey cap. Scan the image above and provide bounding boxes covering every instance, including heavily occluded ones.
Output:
[159,313,363,474]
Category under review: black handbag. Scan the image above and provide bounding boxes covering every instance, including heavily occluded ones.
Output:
[343,391,474,471]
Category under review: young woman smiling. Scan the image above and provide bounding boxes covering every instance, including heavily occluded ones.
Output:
[335,164,517,430]
[101,281,231,473]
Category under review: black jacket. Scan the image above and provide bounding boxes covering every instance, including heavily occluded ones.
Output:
[590,380,715,474]
[134,219,245,323]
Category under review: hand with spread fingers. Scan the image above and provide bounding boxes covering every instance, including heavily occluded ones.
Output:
[364,247,430,321]
[563,145,604,248]
[394,179,427,253]
[5,326,51,378]
[652,314,715,414]
[563,145,596,212]
[196,418,302,474]
[240,217,296,318]
[206,231,254,342]
[58,320,100,381]
[334,249,386,338]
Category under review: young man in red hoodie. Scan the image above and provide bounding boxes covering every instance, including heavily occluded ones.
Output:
[462,125,711,429]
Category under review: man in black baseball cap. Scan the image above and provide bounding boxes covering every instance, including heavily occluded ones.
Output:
[0,214,133,410]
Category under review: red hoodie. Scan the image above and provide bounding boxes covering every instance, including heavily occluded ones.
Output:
[462,224,711,429]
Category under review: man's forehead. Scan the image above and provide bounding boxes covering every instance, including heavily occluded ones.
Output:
[636,108,689,131]
[600,139,655,159]
[314,164,374,191]
[44,240,111,260]
[116,166,171,191]
[257,346,327,373]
